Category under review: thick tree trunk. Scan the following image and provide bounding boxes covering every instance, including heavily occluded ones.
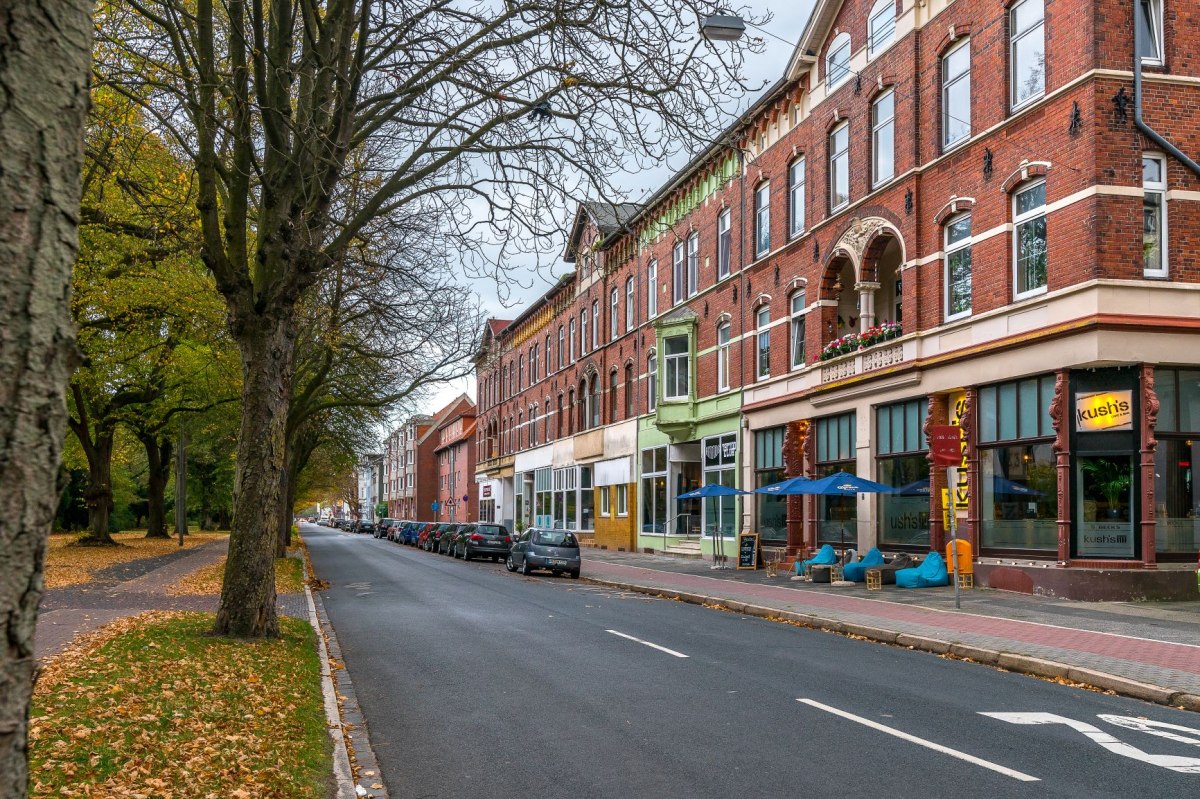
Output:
[140,433,172,538]
[0,2,92,796]
[79,431,116,545]
[214,314,296,638]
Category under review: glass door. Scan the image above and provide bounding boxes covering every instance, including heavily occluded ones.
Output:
[1075,454,1135,558]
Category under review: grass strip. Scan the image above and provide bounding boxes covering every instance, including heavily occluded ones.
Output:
[30,612,332,799]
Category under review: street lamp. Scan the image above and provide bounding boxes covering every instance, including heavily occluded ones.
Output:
[699,14,746,41]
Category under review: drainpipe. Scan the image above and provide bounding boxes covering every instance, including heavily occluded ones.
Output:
[1134,8,1200,178]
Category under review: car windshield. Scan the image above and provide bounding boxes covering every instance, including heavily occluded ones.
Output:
[535,531,578,547]
[476,525,504,537]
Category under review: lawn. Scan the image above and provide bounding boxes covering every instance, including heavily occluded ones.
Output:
[44,530,229,588]
[30,612,331,799]
[168,554,306,596]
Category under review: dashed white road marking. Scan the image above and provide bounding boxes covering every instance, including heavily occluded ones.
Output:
[605,629,689,658]
[799,699,1040,782]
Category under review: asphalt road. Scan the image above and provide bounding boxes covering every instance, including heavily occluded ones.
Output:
[302,524,1200,798]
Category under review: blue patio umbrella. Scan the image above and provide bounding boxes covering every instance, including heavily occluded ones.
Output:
[676,483,749,499]
[752,475,817,495]
[763,471,894,556]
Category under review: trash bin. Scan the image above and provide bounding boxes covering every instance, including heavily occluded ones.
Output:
[945,538,973,576]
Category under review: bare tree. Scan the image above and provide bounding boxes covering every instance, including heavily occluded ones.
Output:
[0,2,93,795]
[96,0,763,637]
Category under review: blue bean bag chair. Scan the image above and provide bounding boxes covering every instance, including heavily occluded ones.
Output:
[795,544,838,575]
[895,551,950,588]
[842,547,885,582]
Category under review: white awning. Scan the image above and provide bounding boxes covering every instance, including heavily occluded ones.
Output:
[594,456,632,487]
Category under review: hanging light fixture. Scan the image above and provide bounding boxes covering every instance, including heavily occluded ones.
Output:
[699,14,747,41]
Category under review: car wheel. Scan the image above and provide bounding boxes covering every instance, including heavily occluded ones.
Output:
[521,559,532,576]
[570,570,580,579]
[505,555,516,572]
[462,546,471,561]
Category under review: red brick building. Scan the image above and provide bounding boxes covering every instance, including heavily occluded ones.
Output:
[433,395,478,523]
[476,0,1200,597]
[383,395,476,521]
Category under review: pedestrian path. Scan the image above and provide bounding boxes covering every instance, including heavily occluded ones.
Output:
[582,551,1200,704]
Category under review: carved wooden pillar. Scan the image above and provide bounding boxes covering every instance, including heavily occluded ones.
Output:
[783,419,809,557]
[1140,364,1160,568]
[1049,370,1071,563]
[961,387,980,556]
[803,420,818,553]
[924,394,949,551]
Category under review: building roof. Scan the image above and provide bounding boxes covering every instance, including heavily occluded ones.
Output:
[488,319,511,336]
[565,201,644,262]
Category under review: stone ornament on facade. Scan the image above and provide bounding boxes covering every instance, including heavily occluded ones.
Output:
[834,216,890,267]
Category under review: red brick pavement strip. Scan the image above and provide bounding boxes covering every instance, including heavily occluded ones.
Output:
[584,560,1200,712]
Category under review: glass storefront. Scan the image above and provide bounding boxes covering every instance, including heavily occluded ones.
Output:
[755,427,787,543]
[816,412,856,546]
[1153,368,1200,555]
[641,446,668,535]
[875,399,929,548]
[703,433,738,538]
[979,376,1057,551]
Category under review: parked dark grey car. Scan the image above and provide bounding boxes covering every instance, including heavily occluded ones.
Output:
[453,523,511,561]
[506,528,581,578]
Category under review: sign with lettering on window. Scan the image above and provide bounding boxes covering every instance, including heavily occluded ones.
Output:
[1075,390,1133,432]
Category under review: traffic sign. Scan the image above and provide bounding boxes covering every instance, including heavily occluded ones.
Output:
[431,501,440,512]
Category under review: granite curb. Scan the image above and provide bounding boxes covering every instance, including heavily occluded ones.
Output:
[584,576,1200,714]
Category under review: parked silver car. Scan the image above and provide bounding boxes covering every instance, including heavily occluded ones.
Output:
[506,528,581,578]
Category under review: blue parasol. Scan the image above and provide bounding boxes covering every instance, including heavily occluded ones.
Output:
[676,484,749,499]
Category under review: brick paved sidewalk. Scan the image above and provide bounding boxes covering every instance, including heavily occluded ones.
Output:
[583,554,1200,700]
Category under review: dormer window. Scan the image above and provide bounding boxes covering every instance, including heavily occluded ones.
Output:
[826,32,852,89]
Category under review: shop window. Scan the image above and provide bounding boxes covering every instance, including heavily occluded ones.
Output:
[942,39,971,149]
[816,412,857,546]
[755,426,787,544]
[829,122,850,212]
[871,88,895,188]
[717,208,732,278]
[868,0,896,57]
[788,157,806,238]
[1013,180,1047,299]
[876,399,930,548]
[1010,0,1045,110]
[1143,153,1167,278]
[944,212,973,320]
[1153,368,1200,554]
[641,446,668,535]
[663,335,690,400]
[978,376,1058,551]
[703,433,738,538]
[580,466,594,531]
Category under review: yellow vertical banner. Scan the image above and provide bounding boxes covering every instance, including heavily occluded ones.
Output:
[949,392,969,512]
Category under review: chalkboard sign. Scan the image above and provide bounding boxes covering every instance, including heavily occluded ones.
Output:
[736,533,760,570]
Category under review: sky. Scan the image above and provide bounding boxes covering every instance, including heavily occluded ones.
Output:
[420,2,818,421]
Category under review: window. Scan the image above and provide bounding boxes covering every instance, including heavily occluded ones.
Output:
[566,390,574,435]
[826,32,851,89]
[647,350,658,411]
[671,242,685,304]
[529,345,537,384]
[717,209,732,278]
[1152,368,1200,554]
[557,325,564,370]
[756,307,771,380]
[686,232,699,297]
[755,426,786,543]
[754,183,770,257]
[876,399,929,548]
[544,335,551,375]
[702,433,738,538]
[625,277,635,331]
[663,335,689,400]
[942,39,971,149]
[517,411,523,449]
[517,355,524,391]
[1013,180,1047,298]
[788,158,806,238]
[945,213,973,319]
[871,89,895,187]
[641,446,668,535]
[717,322,731,391]
[647,260,658,317]
[624,363,634,417]
[1138,0,1163,63]
[608,368,618,422]
[616,484,629,516]
[529,405,538,447]
[610,288,619,339]
[1143,154,1167,278]
[544,396,551,442]
[868,0,896,57]
[1010,0,1044,110]
[829,122,849,212]
[557,394,565,439]
[599,486,611,516]
[580,309,589,354]
[589,374,600,429]
[815,412,857,545]
[789,291,806,369]
[591,300,599,349]
[569,318,576,361]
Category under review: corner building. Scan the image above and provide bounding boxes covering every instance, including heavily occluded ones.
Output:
[476,0,1200,597]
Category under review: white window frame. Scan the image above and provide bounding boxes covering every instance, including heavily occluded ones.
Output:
[517,354,524,391]
[647,349,658,411]
[1138,0,1164,65]
[1009,0,1045,112]
[647,260,658,317]
[868,0,896,58]
[557,326,564,370]
[591,300,599,348]
[580,309,589,354]
[544,335,551,375]
[687,232,699,297]
[871,88,895,188]
[829,122,850,212]
[599,485,611,516]
[625,277,635,331]
[1012,179,1048,300]
[569,318,576,362]
[610,288,619,339]
[754,183,770,258]
[717,322,731,391]
[663,335,690,400]
[788,157,806,238]
[1143,153,1168,278]
[616,484,629,516]
[755,307,771,381]
[942,38,971,150]
[944,212,973,321]
[826,32,851,90]
[672,241,686,304]
[789,291,806,370]
[717,209,732,279]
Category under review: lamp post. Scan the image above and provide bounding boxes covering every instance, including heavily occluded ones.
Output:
[699,14,746,41]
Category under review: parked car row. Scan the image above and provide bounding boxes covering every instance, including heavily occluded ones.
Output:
[365,517,582,578]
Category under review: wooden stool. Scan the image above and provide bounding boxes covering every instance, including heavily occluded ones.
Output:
[865,569,882,591]
[957,572,974,589]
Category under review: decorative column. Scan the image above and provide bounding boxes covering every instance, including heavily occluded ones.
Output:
[783,419,809,558]
[1049,370,1071,564]
[961,387,980,556]
[1140,364,1160,568]
[924,394,949,552]
[803,420,818,553]
[855,281,880,332]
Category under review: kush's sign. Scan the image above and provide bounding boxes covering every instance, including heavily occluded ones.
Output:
[1075,390,1133,432]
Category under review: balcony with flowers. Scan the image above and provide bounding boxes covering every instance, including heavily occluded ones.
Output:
[818,321,906,384]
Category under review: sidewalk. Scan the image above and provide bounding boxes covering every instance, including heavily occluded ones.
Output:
[582,550,1200,709]
[37,537,308,660]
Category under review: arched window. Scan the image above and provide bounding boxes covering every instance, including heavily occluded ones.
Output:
[624,362,634,417]
[826,32,851,89]
[578,379,588,430]
[529,404,537,447]
[589,374,601,429]
[557,393,565,439]
[625,278,635,331]
[868,0,896,57]
[789,290,807,369]
[944,212,973,320]
[557,325,565,369]
[567,389,575,436]
[544,396,551,442]
[717,322,732,390]
[608,368,619,422]
[544,335,551,375]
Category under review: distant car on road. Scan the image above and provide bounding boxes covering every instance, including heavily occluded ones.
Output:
[452,523,511,561]
[506,528,581,578]
[355,519,374,534]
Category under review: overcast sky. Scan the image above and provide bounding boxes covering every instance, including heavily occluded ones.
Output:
[419,2,817,422]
